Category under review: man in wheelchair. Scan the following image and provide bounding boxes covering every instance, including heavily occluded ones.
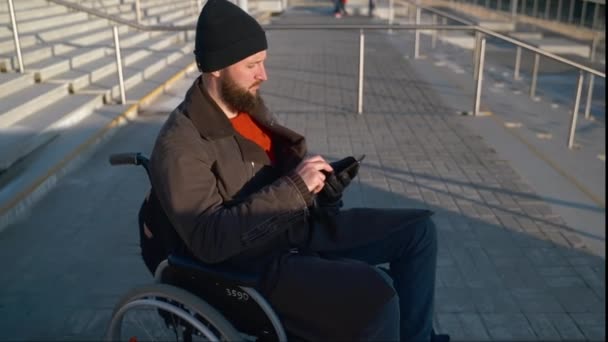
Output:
[141,0,449,340]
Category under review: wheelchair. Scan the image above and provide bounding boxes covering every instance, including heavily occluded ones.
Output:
[105,152,289,342]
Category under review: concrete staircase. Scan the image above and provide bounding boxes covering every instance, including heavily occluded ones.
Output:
[0,0,271,230]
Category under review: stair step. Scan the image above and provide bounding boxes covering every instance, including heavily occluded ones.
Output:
[0,103,131,231]
[66,25,130,46]
[29,47,107,81]
[51,34,182,92]
[98,3,134,13]
[16,12,89,32]
[81,49,190,102]
[130,51,185,78]
[126,53,194,100]
[49,48,152,92]
[0,83,68,128]
[0,94,103,170]
[173,15,198,26]
[0,5,67,24]
[118,32,183,51]
[146,3,194,16]
[157,8,195,24]
[0,27,10,39]
[0,36,38,56]
[140,0,177,7]
[0,0,48,12]
[38,17,110,42]
[0,20,111,68]
[0,72,35,97]
[79,0,124,7]
[0,43,75,71]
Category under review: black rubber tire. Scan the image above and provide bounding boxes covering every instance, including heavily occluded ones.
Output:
[106,283,242,341]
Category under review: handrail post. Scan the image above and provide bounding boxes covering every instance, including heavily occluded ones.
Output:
[567,71,584,149]
[7,0,24,73]
[431,14,437,48]
[514,46,522,80]
[473,31,481,80]
[112,26,127,105]
[591,1,599,28]
[567,0,574,23]
[556,0,563,20]
[511,0,519,18]
[357,29,365,114]
[388,0,394,34]
[135,0,141,24]
[473,34,486,116]
[529,53,539,98]
[584,74,595,119]
[580,0,587,26]
[414,5,421,59]
[589,34,598,61]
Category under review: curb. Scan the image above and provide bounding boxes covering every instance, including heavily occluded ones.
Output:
[0,61,197,230]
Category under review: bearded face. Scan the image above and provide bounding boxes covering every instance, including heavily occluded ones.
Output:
[219,73,263,114]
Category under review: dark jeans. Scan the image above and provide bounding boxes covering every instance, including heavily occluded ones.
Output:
[320,216,438,341]
[333,0,345,13]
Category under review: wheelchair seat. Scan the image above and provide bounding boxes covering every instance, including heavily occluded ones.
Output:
[167,254,261,287]
[155,254,287,341]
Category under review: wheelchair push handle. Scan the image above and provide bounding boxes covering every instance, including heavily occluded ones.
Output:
[109,152,145,166]
[109,152,152,182]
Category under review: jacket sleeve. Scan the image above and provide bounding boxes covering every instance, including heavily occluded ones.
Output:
[151,140,313,264]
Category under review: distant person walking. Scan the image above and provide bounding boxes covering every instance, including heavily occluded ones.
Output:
[333,0,347,18]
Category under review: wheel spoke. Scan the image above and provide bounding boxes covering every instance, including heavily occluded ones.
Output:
[106,284,241,342]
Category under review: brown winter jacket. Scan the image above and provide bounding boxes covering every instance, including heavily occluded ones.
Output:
[149,77,314,266]
[148,76,409,340]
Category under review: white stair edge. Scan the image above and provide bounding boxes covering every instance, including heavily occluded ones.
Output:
[0,94,104,171]
[0,61,197,232]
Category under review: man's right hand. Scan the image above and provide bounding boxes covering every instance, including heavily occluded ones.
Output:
[295,155,333,194]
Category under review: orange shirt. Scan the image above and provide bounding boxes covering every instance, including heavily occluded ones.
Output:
[230,112,275,163]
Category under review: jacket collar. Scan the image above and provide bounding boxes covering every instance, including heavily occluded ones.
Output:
[181,76,273,140]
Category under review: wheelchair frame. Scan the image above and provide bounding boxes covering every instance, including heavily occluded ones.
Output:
[106,259,288,341]
[106,152,289,342]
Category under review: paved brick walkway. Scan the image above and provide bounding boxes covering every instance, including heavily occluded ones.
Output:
[0,5,604,341]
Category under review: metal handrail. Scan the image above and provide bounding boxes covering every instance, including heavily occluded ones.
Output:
[7,0,604,148]
[399,0,606,77]
[44,0,605,78]
[397,0,605,148]
[46,0,195,31]
[6,0,24,72]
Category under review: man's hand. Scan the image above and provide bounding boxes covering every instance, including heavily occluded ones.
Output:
[295,155,333,194]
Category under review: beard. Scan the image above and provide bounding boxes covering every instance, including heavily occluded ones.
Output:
[220,75,263,114]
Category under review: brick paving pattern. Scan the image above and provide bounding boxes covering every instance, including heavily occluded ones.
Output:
[0,6,603,341]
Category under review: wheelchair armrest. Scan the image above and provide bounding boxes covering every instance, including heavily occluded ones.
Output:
[167,254,261,287]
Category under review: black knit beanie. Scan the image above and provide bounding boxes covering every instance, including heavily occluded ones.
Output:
[194,0,268,72]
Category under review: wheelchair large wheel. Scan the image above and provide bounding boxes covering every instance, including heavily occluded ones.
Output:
[106,283,242,341]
